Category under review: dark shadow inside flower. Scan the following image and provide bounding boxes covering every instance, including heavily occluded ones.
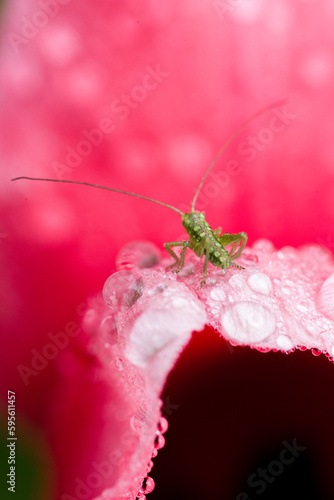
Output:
[151,327,334,500]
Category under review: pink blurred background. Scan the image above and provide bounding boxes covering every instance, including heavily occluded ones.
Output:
[1,0,334,498]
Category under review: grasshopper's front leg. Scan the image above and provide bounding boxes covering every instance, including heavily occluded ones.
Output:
[200,242,212,287]
[164,241,191,273]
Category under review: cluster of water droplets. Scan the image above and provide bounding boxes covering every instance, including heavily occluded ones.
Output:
[85,238,334,499]
[135,416,169,500]
[101,241,206,370]
[102,239,334,360]
[82,242,206,499]
[202,240,334,357]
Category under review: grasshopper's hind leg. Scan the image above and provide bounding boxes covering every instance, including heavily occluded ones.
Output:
[217,232,247,261]
[164,241,190,273]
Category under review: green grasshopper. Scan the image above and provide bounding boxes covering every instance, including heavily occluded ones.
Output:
[12,101,285,286]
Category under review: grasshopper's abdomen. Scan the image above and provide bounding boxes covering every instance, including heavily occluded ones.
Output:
[182,212,231,268]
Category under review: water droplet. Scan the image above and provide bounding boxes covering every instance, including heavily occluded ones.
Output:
[252,239,275,254]
[301,244,332,264]
[228,274,245,288]
[316,273,334,321]
[244,252,259,263]
[311,348,322,356]
[100,316,118,344]
[146,460,154,473]
[103,271,144,311]
[154,433,165,450]
[148,282,169,295]
[157,416,169,434]
[114,357,124,370]
[278,246,299,259]
[255,346,271,353]
[131,403,150,434]
[296,304,308,313]
[210,287,226,301]
[172,297,190,308]
[116,241,160,270]
[220,302,276,343]
[140,476,155,494]
[177,262,195,277]
[247,272,272,295]
[281,287,291,295]
[205,275,220,286]
[276,334,293,351]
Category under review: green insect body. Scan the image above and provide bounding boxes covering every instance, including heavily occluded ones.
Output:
[12,100,285,286]
[165,211,247,286]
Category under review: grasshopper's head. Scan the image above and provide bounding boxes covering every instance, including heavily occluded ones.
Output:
[181,212,189,227]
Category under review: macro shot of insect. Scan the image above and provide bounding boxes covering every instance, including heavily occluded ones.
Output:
[12,100,285,286]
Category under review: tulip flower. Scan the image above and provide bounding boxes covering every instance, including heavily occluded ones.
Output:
[1,0,334,499]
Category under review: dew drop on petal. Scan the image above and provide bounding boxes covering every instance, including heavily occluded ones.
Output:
[114,357,124,371]
[220,302,276,344]
[210,287,226,301]
[140,476,155,494]
[154,433,165,450]
[311,348,322,356]
[247,272,272,295]
[100,316,118,344]
[252,239,275,254]
[228,274,245,289]
[276,334,293,351]
[296,304,308,313]
[157,416,169,434]
[116,241,160,271]
[255,346,271,353]
[131,403,150,434]
[244,252,259,263]
[146,460,154,473]
[316,272,334,321]
[103,271,144,311]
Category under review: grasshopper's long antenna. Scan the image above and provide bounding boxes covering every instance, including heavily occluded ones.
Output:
[11,177,184,215]
[191,99,288,212]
